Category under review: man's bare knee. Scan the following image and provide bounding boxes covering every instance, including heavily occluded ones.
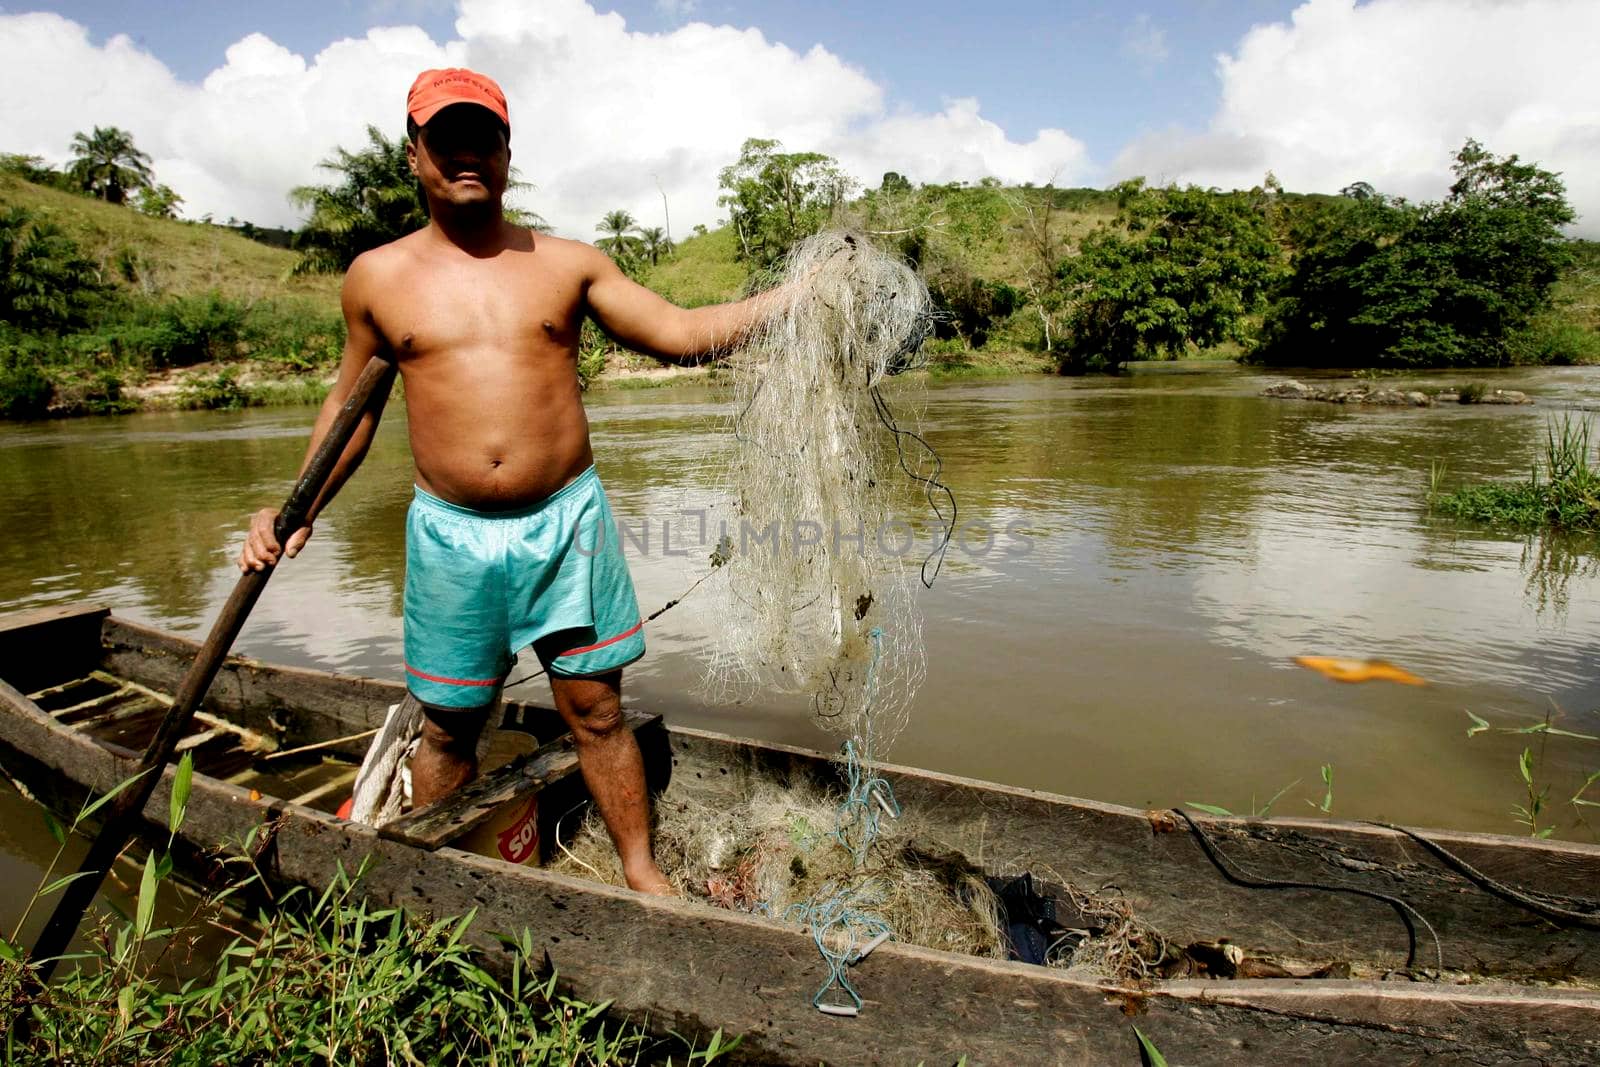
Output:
[569,692,624,741]
[419,703,489,754]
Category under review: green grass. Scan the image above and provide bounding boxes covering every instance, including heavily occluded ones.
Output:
[247,376,334,407]
[637,227,749,307]
[2,765,740,1066]
[923,350,1053,379]
[1431,416,1600,531]
[5,866,740,1064]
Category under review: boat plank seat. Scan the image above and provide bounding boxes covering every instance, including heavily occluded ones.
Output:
[380,709,661,850]
[25,670,275,773]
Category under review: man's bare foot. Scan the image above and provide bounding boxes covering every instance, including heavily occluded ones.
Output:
[624,861,675,896]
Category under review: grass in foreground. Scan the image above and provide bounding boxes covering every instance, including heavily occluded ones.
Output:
[1,768,736,1066]
[5,864,737,1065]
[1431,416,1600,532]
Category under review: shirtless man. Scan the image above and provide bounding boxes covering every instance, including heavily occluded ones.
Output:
[238,68,780,895]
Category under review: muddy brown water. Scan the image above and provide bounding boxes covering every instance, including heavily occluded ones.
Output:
[3,364,1600,937]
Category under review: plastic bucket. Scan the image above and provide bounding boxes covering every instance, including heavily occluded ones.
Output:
[451,794,541,867]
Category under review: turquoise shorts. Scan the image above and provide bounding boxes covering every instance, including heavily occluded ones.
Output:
[402,466,645,708]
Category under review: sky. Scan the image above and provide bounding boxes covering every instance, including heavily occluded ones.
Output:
[2,0,1597,238]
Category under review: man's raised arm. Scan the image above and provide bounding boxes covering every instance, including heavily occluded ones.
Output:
[582,244,789,364]
[237,255,397,572]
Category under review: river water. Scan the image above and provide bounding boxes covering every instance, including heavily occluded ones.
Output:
[3,365,1600,921]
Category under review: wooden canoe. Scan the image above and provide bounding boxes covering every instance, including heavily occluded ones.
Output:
[1,602,1598,1065]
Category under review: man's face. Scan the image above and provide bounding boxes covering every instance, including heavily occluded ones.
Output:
[408,103,510,208]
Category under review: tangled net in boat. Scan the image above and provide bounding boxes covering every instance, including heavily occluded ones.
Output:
[701,231,944,756]
[546,779,1173,984]
[550,777,1005,959]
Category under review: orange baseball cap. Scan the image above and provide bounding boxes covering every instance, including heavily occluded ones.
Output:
[407,68,509,132]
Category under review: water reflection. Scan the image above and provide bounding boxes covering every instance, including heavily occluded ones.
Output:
[1521,533,1600,619]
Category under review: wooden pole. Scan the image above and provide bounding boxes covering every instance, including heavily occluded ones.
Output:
[27,355,395,982]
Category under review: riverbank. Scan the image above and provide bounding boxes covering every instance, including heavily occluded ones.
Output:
[38,344,1059,413]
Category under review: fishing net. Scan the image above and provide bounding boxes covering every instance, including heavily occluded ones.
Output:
[548,779,1008,961]
[701,231,944,760]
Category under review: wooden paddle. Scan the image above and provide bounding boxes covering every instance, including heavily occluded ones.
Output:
[28,355,396,982]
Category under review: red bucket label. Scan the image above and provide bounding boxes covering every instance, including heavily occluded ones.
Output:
[495,798,540,864]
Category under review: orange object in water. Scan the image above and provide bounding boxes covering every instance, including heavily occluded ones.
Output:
[1294,656,1427,686]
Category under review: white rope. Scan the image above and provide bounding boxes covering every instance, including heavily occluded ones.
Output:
[349,695,423,826]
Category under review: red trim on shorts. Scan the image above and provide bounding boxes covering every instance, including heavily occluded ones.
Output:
[557,620,643,658]
[404,664,500,687]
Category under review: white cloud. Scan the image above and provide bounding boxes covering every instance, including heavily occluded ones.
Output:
[1111,0,1600,235]
[0,1,1088,238]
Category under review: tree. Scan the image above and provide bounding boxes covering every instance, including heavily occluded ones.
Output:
[0,206,102,331]
[636,226,672,264]
[67,126,153,205]
[595,209,641,256]
[716,138,855,268]
[595,209,651,277]
[1055,180,1281,372]
[291,126,548,274]
[0,154,65,188]
[136,184,183,220]
[1258,140,1575,367]
[290,126,429,275]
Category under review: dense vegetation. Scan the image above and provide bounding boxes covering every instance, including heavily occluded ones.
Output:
[1,139,342,419]
[1259,141,1584,369]
[1,124,1596,419]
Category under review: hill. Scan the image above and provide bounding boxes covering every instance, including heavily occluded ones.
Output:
[0,174,338,309]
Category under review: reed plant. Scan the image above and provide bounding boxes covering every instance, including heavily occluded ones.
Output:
[1430,415,1600,531]
[1,768,738,1065]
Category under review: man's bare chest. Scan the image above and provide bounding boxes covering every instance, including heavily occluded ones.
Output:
[370,261,585,357]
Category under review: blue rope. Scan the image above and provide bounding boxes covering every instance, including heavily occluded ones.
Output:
[830,628,899,865]
[766,627,905,1015]
[784,880,891,1015]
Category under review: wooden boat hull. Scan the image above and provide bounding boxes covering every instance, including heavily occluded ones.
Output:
[3,604,1599,1065]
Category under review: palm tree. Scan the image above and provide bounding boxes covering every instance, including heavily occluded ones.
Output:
[595,210,641,253]
[290,126,429,275]
[0,206,101,330]
[291,127,550,273]
[637,226,672,265]
[67,127,153,205]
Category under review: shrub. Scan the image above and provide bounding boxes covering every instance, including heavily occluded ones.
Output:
[178,368,253,410]
[144,291,248,368]
[0,343,53,417]
[1506,318,1600,366]
[1431,416,1600,531]
[925,266,1023,349]
[577,320,610,390]
[50,368,136,416]
[243,300,344,370]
